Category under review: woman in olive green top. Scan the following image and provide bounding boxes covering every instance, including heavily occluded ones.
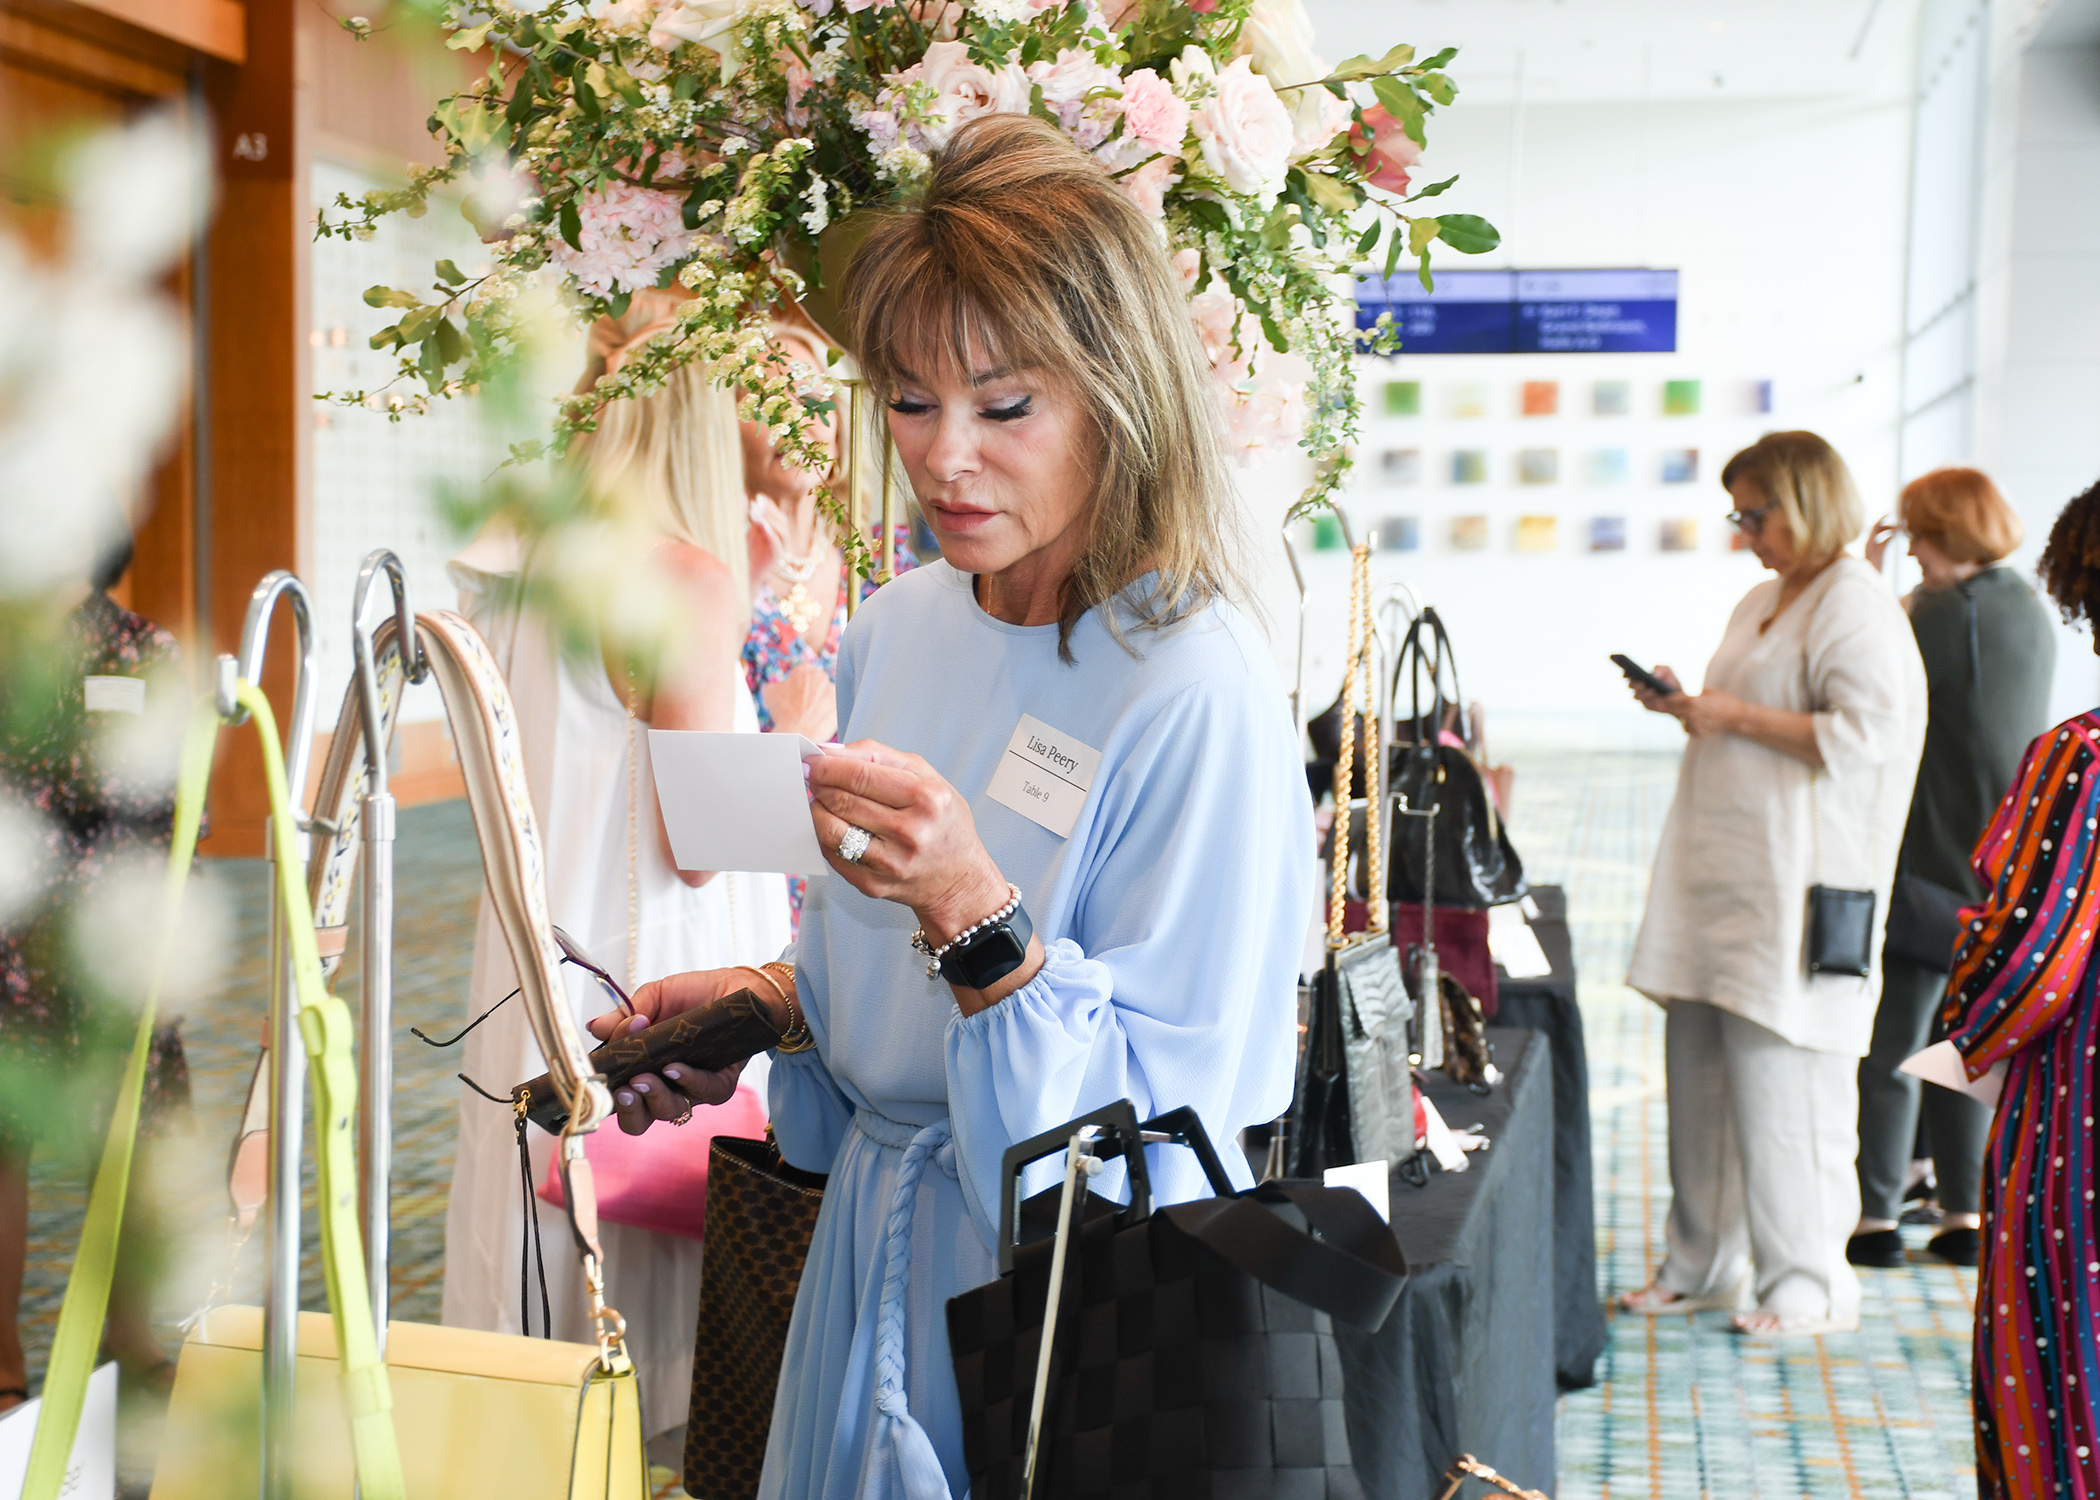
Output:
[1850,467,2055,1269]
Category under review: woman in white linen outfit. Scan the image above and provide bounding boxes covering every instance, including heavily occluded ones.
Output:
[1619,430,1925,1336]
[586,116,1315,1498]
[442,293,797,1440]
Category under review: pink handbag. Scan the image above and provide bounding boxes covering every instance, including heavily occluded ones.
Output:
[539,1084,769,1240]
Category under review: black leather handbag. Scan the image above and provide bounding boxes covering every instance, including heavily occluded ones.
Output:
[1807,885,1877,977]
[947,1102,1407,1500]
[1883,872,1970,970]
[1386,609,1527,910]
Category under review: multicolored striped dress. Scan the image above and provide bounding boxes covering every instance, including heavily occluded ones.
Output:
[1942,712,2100,1500]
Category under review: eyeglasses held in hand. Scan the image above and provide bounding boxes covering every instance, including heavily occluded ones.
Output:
[413,924,632,1049]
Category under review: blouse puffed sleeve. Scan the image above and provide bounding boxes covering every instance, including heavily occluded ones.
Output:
[1804,572,1922,776]
[1941,721,2100,1076]
[942,673,1315,1241]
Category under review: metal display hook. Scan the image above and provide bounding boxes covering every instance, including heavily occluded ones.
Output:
[223,570,319,1500]
[349,551,426,1361]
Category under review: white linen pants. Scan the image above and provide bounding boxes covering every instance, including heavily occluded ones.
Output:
[1656,1000,1862,1321]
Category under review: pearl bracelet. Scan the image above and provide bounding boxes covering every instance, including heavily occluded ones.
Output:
[910,884,1023,981]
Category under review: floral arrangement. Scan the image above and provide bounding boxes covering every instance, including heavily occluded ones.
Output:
[323,0,1496,548]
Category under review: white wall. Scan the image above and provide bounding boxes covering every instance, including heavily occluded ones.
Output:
[1267,71,1919,738]
[1975,23,2100,721]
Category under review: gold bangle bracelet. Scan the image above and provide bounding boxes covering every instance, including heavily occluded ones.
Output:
[736,964,791,1009]
[754,962,815,1053]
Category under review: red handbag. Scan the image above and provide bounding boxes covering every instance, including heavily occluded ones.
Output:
[1342,898,1498,1018]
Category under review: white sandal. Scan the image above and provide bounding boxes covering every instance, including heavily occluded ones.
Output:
[1615,1281,1742,1316]
[1730,1309,1859,1338]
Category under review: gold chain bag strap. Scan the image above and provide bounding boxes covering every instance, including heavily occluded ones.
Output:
[1290,538,1421,1177]
[159,609,648,1500]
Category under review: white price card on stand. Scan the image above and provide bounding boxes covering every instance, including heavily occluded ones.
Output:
[0,1360,116,1499]
[649,730,830,874]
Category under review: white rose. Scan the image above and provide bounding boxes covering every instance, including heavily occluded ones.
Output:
[916,40,1033,149]
[1237,0,1350,155]
[1169,44,1215,96]
[650,0,747,77]
[1189,56,1293,197]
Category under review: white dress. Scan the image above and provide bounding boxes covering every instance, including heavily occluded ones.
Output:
[1628,555,1926,1056]
[441,528,794,1438]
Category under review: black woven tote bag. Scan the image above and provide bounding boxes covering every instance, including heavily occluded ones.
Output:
[947,1103,1408,1500]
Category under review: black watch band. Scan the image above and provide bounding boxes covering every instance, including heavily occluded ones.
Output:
[938,901,1035,990]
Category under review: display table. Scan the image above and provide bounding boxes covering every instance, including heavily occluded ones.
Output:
[1338,1027,1557,1499]
[1494,885,1606,1390]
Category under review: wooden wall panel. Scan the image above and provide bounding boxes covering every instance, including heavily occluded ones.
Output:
[195,0,304,856]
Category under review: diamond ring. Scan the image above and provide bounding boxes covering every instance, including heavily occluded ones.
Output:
[838,825,872,864]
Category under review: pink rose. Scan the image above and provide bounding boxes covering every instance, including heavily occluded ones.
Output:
[1117,154,1180,220]
[780,53,815,125]
[1190,57,1293,196]
[1171,247,1202,291]
[1348,105,1423,195]
[902,0,962,36]
[1188,0,1217,11]
[1118,68,1190,153]
[910,40,1032,148]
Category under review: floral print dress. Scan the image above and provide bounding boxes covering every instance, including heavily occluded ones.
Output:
[0,592,189,1150]
[742,526,917,917]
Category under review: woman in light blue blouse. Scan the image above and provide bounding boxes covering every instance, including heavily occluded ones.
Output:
[590,115,1315,1500]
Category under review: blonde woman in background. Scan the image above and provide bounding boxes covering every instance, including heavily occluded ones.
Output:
[1618,430,1926,1336]
[442,290,797,1444]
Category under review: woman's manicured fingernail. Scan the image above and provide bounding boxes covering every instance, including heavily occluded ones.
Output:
[664,1067,683,1082]
[629,1015,648,1033]
[635,1079,651,1093]
[617,1091,635,1107]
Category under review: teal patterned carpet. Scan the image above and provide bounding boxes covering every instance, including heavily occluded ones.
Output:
[1504,744,1981,1500]
[15,750,1981,1497]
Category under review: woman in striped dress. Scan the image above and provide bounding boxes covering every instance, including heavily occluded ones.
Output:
[1942,479,2100,1500]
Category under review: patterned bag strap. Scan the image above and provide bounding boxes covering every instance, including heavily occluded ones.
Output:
[222,607,627,1370]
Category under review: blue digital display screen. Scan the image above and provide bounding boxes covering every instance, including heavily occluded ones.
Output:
[1355,268,1678,355]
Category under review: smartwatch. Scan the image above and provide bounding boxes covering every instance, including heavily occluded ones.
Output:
[938,901,1035,990]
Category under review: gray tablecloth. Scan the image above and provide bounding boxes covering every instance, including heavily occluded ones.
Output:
[1338,1026,1557,1498]
[1494,885,1606,1390]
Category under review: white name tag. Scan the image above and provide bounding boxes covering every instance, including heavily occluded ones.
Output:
[986,714,1101,838]
[83,675,145,714]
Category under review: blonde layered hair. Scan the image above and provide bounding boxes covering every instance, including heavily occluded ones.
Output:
[841,113,1243,659]
[577,290,749,600]
[1720,430,1865,560]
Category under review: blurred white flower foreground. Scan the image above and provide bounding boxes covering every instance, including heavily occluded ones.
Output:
[0,111,211,594]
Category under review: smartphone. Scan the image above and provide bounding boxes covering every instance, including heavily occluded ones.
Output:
[1611,654,1679,697]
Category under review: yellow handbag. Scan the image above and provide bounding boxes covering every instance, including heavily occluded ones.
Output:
[143,563,645,1499]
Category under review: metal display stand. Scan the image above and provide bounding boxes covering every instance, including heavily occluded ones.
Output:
[223,573,320,1500]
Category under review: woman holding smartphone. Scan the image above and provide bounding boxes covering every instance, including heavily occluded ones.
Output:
[1617,431,1925,1336]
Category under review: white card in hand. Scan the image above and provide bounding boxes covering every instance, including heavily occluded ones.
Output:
[648,729,829,875]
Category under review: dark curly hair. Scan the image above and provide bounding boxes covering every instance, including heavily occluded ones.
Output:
[2037,478,2100,645]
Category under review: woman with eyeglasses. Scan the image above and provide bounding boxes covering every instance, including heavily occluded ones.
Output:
[1847,469,2053,1273]
[1616,430,1926,1336]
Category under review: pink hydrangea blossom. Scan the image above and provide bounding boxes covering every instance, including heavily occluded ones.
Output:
[1117,154,1180,221]
[1171,247,1202,290]
[547,182,691,298]
[1228,378,1307,459]
[1118,68,1190,153]
[1348,105,1423,195]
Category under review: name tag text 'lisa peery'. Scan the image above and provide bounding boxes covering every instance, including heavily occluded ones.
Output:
[986,714,1102,838]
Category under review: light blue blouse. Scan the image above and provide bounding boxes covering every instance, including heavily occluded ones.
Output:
[757,562,1315,1500]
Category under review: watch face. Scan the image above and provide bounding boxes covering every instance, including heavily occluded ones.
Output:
[945,924,1027,988]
